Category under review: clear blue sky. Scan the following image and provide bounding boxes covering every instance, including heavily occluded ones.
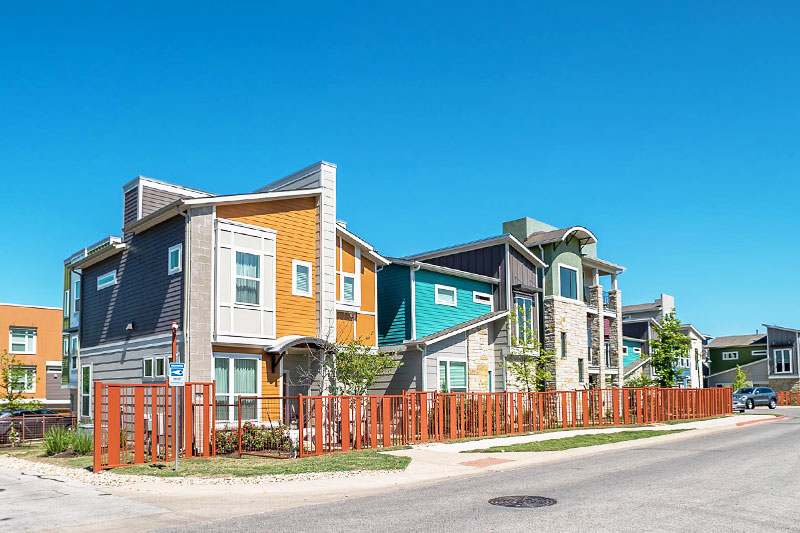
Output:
[1,2,798,337]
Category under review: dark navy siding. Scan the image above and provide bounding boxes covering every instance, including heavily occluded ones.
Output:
[80,215,185,348]
[422,244,507,310]
[622,321,649,340]
[377,264,412,345]
[123,187,139,226]
[508,247,538,289]
[141,186,182,218]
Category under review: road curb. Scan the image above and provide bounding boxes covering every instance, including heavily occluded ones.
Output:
[736,415,787,426]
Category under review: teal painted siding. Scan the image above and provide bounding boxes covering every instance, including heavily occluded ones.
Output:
[623,339,644,368]
[377,264,412,345]
[414,269,493,339]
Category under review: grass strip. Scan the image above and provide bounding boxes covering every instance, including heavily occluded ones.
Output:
[461,429,689,453]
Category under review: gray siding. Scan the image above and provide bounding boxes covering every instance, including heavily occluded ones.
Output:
[508,247,539,289]
[426,333,468,391]
[369,350,421,394]
[490,320,508,391]
[45,367,70,403]
[141,186,182,218]
[123,187,139,226]
[767,327,799,377]
[81,336,176,383]
[709,359,769,387]
[81,215,185,349]
[423,244,507,310]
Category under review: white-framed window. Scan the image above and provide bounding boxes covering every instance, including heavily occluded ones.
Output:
[70,336,78,370]
[438,359,467,393]
[143,356,167,379]
[559,264,579,300]
[473,291,493,308]
[435,284,458,307]
[235,251,261,304]
[63,290,70,317]
[722,351,738,360]
[97,270,117,290]
[514,295,534,342]
[622,346,629,356]
[73,279,81,313]
[9,327,36,354]
[340,273,357,304]
[633,347,641,355]
[62,337,69,358]
[292,259,313,298]
[214,354,260,422]
[10,366,36,393]
[774,348,792,374]
[752,350,767,357]
[80,364,92,418]
[168,244,182,275]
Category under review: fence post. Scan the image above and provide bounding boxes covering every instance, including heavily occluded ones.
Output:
[93,382,103,472]
[582,391,589,428]
[237,397,242,459]
[401,391,408,444]
[183,385,193,459]
[134,387,145,464]
[342,397,351,452]
[382,397,391,448]
[297,394,304,458]
[612,389,619,426]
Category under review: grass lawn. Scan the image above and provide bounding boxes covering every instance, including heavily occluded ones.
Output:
[0,444,410,477]
[461,429,689,453]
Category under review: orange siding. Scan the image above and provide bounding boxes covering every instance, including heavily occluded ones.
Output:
[356,313,376,346]
[0,305,62,402]
[216,198,317,338]
[341,240,356,273]
[214,345,280,400]
[361,258,376,313]
[337,312,356,344]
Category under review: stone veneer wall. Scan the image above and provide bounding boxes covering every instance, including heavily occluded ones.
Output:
[466,327,491,392]
[187,206,214,382]
[607,289,623,387]
[544,295,590,390]
[769,377,800,392]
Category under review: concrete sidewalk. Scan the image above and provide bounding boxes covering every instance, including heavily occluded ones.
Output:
[7,412,785,532]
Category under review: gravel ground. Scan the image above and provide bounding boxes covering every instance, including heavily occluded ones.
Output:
[0,454,397,487]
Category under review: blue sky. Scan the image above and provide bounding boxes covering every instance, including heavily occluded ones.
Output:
[1,2,798,337]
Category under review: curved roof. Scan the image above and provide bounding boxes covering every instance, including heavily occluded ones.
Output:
[264,335,331,354]
[524,226,598,247]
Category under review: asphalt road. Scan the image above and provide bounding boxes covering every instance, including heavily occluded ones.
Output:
[167,408,800,533]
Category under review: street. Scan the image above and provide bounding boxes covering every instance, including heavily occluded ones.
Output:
[163,409,800,532]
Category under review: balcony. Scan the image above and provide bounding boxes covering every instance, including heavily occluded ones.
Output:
[583,286,611,310]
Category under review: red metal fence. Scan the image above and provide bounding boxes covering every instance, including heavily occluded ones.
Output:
[777,391,800,406]
[0,414,77,446]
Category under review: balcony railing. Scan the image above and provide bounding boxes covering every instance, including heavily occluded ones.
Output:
[583,287,611,310]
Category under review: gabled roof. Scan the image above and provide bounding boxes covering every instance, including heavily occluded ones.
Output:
[763,324,800,334]
[336,224,390,267]
[523,225,597,247]
[386,258,500,284]
[706,334,767,349]
[403,234,547,269]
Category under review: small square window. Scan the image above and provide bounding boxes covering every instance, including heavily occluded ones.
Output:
[168,244,182,275]
[342,274,356,302]
[622,346,629,356]
[473,292,492,307]
[293,260,313,297]
[435,285,457,307]
[9,328,36,354]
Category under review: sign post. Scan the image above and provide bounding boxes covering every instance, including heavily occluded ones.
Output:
[169,362,186,471]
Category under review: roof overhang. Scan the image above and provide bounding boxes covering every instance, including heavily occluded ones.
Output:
[404,234,547,269]
[678,324,706,340]
[582,256,626,275]
[388,258,500,284]
[70,241,127,270]
[337,225,390,266]
[562,226,598,246]
[264,335,331,355]
[763,323,800,334]
[413,311,508,348]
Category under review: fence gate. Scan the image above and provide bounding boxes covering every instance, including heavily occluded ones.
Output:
[93,381,214,471]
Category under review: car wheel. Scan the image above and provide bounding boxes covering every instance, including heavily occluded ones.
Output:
[746,399,754,410]
[769,399,777,409]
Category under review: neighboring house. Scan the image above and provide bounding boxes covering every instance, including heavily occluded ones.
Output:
[67,162,385,424]
[706,325,800,391]
[402,234,547,392]
[621,294,709,388]
[375,259,504,394]
[503,218,625,390]
[1,303,68,410]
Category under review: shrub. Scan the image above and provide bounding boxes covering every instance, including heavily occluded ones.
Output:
[43,426,72,456]
[71,430,93,455]
[214,422,291,455]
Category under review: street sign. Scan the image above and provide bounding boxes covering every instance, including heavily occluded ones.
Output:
[169,362,185,387]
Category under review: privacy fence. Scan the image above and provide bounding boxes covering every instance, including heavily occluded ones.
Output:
[778,391,800,406]
[93,385,731,470]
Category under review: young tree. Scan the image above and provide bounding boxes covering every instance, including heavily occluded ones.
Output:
[731,365,751,391]
[504,304,555,392]
[0,350,41,411]
[326,339,402,396]
[649,313,690,388]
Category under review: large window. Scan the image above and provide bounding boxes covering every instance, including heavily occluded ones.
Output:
[439,360,467,393]
[435,284,457,307]
[215,356,259,422]
[774,348,792,374]
[514,295,534,342]
[9,327,36,354]
[168,244,182,275]
[10,366,36,393]
[80,365,92,417]
[292,260,312,297]
[97,270,117,290]
[235,251,261,304]
[559,265,578,300]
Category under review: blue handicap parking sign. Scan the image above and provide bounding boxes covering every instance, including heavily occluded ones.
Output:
[169,362,185,386]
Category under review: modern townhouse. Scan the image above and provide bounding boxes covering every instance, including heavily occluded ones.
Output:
[707,325,800,391]
[1,303,68,410]
[401,234,547,392]
[621,293,709,388]
[67,162,385,424]
[502,218,625,390]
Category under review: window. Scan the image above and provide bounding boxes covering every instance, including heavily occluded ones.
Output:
[488,370,493,392]
[559,265,578,300]
[70,336,78,369]
[752,350,767,357]
[633,347,641,355]
[143,357,167,379]
[235,251,261,304]
[97,270,117,290]
[341,274,356,303]
[722,351,738,361]
[292,259,313,297]
[215,356,259,422]
[62,338,69,358]
[604,341,611,367]
[514,295,534,342]
[622,346,629,356]
[73,279,80,313]
[774,348,792,374]
[63,290,70,317]
[435,284,457,307]
[80,365,92,417]
[9,327,36,354]
[473,292,493,308]
[578,359,585,382]
[439,360,467,392]
[10,367,36,393]
[561,332,567,359]
[168,244,182,275]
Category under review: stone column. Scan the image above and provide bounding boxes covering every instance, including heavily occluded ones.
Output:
[608,289,623,387]
[590,285,604,387]
[467,327,490,392]
[187,206,214,382]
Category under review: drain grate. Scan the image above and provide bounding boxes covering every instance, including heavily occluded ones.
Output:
[488,496,557,508]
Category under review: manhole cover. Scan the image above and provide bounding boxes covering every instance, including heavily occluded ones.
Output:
[488,496,557,508]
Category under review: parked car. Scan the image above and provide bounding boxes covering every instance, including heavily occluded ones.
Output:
[733,387,778,410]
[732,395,746,413]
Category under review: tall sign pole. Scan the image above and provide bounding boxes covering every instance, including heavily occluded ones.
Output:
[169,323,184,472]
